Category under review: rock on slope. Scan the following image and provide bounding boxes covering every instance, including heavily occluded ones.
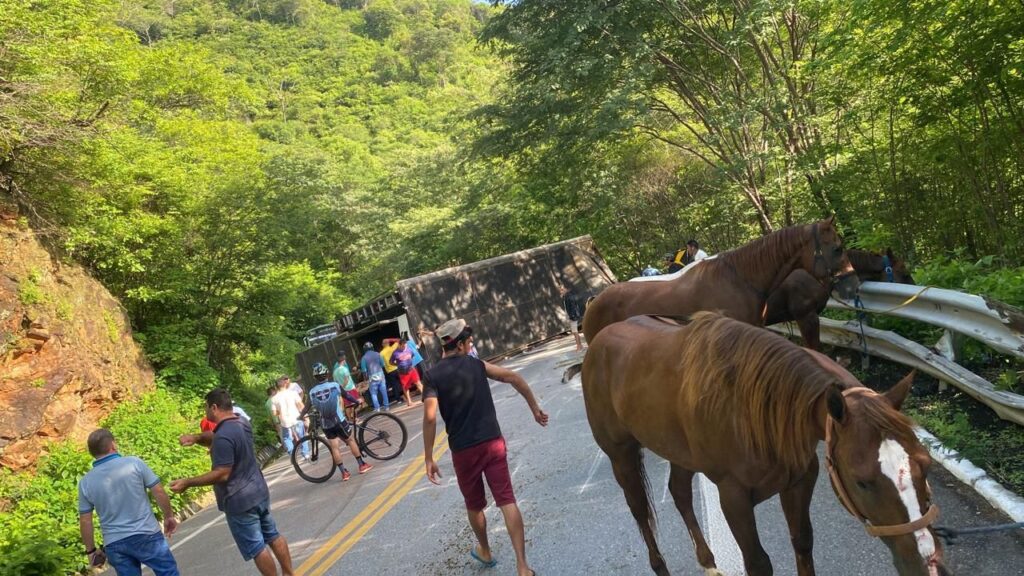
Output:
[0,208,153,470]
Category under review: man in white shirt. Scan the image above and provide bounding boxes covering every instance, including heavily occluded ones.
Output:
[685,239,709,264]
[271,379,310,461]
[277,375,304,401]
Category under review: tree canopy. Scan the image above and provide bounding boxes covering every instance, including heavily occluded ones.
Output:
[2,0,1023,403]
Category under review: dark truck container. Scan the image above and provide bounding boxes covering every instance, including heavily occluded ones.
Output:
[294,236,616,391]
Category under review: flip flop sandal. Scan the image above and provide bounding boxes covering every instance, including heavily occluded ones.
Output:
[470,549,498,568]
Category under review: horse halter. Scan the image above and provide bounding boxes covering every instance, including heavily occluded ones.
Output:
[824,388,940,538]
[882,254,895,282]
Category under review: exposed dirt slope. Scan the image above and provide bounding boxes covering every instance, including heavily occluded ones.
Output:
[0,208,153,470]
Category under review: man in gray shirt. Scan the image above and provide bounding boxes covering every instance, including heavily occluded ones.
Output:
[78,428,179,575]
[172,388,293,576]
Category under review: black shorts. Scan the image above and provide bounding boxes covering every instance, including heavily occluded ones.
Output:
[324,420,353,441]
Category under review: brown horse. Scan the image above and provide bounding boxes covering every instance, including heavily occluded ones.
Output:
[765,248,915,349]
[582,312,949,576]
[581,217,860,346]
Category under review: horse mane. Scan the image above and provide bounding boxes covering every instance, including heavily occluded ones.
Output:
[681,311,836,472]
[856,392,917,446]
[846,249,881,272]
[718,223,813,278]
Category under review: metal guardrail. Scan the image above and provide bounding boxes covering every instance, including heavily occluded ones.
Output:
[769,319,1024,426]
[829,282,1024,360]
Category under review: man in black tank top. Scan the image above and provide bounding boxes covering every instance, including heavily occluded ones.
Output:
[423,319,548,576]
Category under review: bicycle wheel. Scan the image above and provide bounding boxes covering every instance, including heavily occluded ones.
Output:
[357,412,407,461]
[292,435,336,483]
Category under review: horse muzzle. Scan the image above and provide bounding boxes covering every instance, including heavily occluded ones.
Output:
[832,270,860,300]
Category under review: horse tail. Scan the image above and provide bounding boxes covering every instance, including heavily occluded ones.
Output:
[561,362,583,383]
[635,444,659,533]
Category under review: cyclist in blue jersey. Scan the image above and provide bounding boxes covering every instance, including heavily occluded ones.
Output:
[301,363,373,481]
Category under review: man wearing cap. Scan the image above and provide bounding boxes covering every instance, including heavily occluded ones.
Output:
[422,318,548,576]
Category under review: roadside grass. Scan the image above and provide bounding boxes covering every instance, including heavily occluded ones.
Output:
[906,391,1024,495]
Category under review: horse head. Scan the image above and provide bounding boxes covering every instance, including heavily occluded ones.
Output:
[824,372,951,576]
[885,248,916,284]
[851,248,916,284]
[806,216,859,299]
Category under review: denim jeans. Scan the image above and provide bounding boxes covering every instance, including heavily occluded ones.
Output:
[280,421,309,458]
[104,531,179,576]
[369,377,389,410]
[224,498,280,561]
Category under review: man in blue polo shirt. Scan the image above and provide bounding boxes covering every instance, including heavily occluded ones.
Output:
[78,428,179,575]
[171,389,294,576]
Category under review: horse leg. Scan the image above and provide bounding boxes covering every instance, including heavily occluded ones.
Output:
[608,444,670,576]
[717,481,773,576]
[667,465,721,576]
[779,462,819,576]
[795,312,821,351]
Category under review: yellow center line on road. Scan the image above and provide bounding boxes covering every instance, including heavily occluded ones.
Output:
[297,431,449,576]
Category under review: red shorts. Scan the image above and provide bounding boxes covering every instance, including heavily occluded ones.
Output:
[398,368,420,391]
[450,436,516,511]
[342,389,361,407]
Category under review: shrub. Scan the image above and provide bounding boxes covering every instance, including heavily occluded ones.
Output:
[0,443,93,575]
[0,391,212,575]
[102,390,212,511]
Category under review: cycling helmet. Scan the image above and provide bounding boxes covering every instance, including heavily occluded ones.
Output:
[363,342,374,351]
[311,362,329,376]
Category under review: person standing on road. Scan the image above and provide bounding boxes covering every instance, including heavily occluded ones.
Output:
[360,342,389,411]
[272,377,310,462]
[381,337,403,406]
[171,389,294,576]
[78,428,180,576]
[301,362,373,481]
[277,375,304,401]
[264,385,282,448]
[422,318,548,576]
[392,336,423,406]
[333,350,364,421]
[559,284,584,352]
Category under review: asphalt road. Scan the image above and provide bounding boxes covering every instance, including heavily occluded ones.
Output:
[167,337,1024,576]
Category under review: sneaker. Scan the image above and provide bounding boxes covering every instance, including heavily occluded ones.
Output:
[358,462,374,474]
[341,469,351,481]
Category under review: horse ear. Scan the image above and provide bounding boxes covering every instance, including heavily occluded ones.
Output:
[884,370,916,411]
[825,214,836,226]
[826,383,847,424]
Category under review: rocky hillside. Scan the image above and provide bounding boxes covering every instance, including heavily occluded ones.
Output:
[0,207,153,470]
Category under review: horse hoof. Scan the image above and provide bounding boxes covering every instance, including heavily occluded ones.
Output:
[703,569,726,576]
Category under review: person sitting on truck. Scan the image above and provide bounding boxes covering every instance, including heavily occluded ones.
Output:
[682,239,709,265]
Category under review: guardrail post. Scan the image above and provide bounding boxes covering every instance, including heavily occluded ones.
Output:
[933,329,966,392]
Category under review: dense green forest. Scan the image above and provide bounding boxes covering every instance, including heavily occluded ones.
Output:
[2,0,1024,572]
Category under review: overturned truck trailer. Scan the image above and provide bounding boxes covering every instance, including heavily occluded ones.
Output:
[295,236,616,385]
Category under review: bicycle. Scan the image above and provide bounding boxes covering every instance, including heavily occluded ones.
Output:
[291,407,408,483]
